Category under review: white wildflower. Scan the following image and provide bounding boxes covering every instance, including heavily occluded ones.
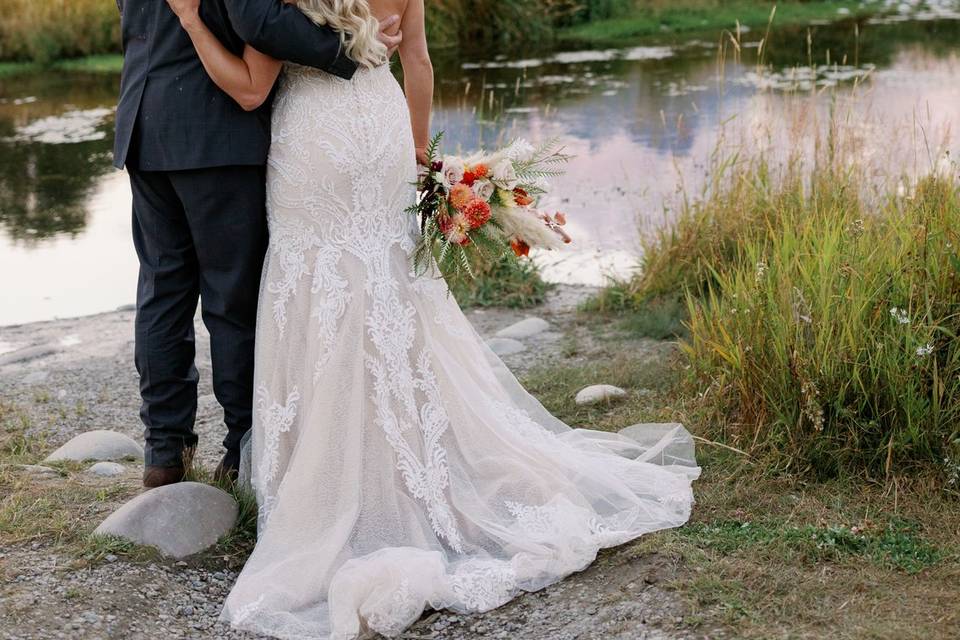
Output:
[916,342,934,357]
[889,307,910,325]
[755,260,767,283]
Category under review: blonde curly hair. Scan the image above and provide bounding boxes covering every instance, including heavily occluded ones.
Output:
[296,0,388,69]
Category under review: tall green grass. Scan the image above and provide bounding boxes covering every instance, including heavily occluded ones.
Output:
[0,0,119,64]
[606,150,960,477]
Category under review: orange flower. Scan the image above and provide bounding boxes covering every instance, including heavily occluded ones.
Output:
[442,212,471,245]
[464,199,491,229]
[449,183,474,210]
[554,212,567,225]
[473,163,489,179]
[510,238,531,257]
[461,169,477,186]
[513,187,533,207]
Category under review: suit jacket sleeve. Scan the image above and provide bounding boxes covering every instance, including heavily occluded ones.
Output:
[224,0,358,79]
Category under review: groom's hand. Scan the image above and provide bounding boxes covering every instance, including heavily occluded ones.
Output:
[378,15,402,57]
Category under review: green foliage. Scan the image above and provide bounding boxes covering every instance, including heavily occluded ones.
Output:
[683,519,942,574]
[447,253,552,308]
[0,0,120,63]
[561,0,874,45]
[613,149,960,477]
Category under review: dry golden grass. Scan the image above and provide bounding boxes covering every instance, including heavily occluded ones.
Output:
[0,0,119,63]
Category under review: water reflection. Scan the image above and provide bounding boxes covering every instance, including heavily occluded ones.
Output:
[1,15,960,325]
[0,73,117,243]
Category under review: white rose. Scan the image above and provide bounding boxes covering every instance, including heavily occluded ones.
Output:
[473,179,495,201]
[506,138,535,161]
[441,156,464,189]
[491,159,518,190]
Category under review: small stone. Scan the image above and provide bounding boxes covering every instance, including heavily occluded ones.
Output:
[86,462,126,477]
[495,317,550,339]
[0,345,58,367]
[18,464,59,477]
[486,338,526,356]
[105,554,118,563]
[44,430,143,463]
[93,482,238,559]
[574,384,628,406]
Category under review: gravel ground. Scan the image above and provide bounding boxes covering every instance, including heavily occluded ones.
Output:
[0,285,709,640]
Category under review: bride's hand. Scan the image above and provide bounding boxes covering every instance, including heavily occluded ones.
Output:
[377,15,403,57]
[415,147,429,166]
[167,0,200,25]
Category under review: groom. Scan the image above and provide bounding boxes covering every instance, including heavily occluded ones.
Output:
[113,0,401,488]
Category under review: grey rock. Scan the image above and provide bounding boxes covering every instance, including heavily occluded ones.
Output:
[44,430,143,463]
[18,464,59,477]
[574,384,627,406]
[94,482,238,559]
[495,317,550,339]
[86,462,126,477]
[486,337,527,356]
[0,345,58,367]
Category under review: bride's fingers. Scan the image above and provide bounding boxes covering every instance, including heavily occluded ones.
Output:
[378,14,400,30]
[380,31,402,56]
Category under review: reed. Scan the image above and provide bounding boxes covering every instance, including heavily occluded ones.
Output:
[0,0,119,63]
[608,146,960,477]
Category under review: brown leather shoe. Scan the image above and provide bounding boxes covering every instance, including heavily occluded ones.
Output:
[142,465,186,489]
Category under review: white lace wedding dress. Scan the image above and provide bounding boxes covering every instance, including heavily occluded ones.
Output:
[219,63,699,640]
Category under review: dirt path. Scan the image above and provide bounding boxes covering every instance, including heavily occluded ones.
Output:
[0,286,706,640]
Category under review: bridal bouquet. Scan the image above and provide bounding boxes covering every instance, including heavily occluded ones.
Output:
[409,133,573,278]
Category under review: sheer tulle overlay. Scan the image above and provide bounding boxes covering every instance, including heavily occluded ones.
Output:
[219,64,699,640]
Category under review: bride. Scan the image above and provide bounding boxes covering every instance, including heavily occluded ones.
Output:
[166,0,699,637]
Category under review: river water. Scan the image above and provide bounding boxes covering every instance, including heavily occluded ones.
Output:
[2,7,959,326]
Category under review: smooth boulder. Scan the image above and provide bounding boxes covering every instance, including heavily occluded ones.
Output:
[94,482,238,559]
[575,384,628,406]
[486,338,527,357]
[495,317,550,340]
[87,461,126,477]
[44,430,143,463]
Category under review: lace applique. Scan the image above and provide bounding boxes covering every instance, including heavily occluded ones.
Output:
[266,219,320,339]
[311,245,352,383]
[363,578,421,637]
[488,397,558,443]
[410,274,474,340]
[506,501,566,541]
[256,385,300,486]
[449,559,518,612]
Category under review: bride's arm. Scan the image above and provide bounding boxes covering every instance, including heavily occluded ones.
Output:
[168,0,282,111]
[397,0,433,165]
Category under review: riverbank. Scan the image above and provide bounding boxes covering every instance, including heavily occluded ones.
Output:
[559,0,874,45]
[1,284,957,638]
[0,0,894,79]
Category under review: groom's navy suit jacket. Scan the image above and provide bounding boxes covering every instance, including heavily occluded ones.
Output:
[113,0,358,171]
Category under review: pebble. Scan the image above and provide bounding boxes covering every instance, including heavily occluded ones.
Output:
[574,384,628,405]
[44,430,144,463]
[495,317,551,339]
[86,461,126,477]
[486,337,527,356]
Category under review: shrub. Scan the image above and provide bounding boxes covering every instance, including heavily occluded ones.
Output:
[671,159,960,476]
[0,0,120,63]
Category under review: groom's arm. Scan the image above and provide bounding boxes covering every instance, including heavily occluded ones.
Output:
[224,0,357,80]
